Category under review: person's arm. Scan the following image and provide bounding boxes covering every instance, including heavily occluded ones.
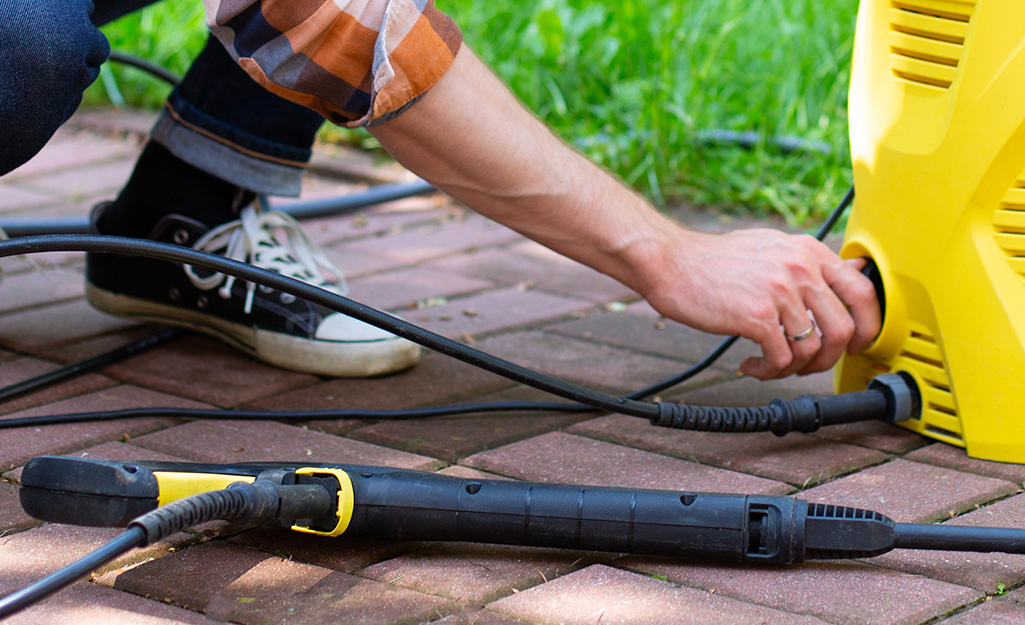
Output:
[370,46,880,379]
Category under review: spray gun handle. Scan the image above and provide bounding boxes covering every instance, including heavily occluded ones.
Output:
[20,456,905,564]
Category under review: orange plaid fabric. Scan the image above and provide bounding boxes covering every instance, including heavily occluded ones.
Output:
[204,0,462,126]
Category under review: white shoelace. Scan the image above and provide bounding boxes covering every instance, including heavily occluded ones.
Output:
[184,205,349,314]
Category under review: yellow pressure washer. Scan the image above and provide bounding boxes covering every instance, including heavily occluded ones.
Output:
[836,0,1025,462]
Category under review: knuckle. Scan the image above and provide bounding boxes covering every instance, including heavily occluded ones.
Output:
[749,303,779,326]
[764,276,793,299]
[850,276,877,302]
[838,315,857,341]
[795,234,819,247]
[797,234,829,255]
[769,350,793,372]
[821,316,855,347]
[796,335,822,355]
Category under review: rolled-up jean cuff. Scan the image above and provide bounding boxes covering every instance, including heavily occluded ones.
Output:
[150,110,307,197]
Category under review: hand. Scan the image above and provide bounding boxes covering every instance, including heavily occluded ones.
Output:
[639,228,881,379]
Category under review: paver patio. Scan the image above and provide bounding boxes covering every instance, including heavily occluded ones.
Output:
[0,109,1021,624]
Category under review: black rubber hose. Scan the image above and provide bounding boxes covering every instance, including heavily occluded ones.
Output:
[0,235,659,420]
[0,401,591,429]
[651,375,908,435]
[0,329,184,404]
[108,51,181,86]
[0,527,146,619]
[894,524,1025,554]
[0,180,438,237]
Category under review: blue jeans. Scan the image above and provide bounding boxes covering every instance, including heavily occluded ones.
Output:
[0,0,323,195]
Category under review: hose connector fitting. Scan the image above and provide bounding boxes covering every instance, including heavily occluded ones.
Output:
[650,372,919,436]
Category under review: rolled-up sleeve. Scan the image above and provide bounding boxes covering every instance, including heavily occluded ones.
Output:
[204,0,462,127]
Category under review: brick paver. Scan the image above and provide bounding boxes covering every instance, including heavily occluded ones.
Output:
[668,368,836,404]
[348,385,594,462]
[474,330,707,392]
[547,309,761,371]
[408,287,593,339]
[0,268,86,315]
[569,414,890,486]
[359,542,603,605]
[2,113,1024,625]
[92,333,319,407]
[0,186,60,212]
[0,481,37,533]
[306,204,455,247]
[904,443,1025,486]
[800,459,1019,523]
[2,129,137,180]
[866,492,1025,593]
[942,600,1025,625]
[228,528,418,574]
[488,564,831,624]
[0,522,208,593]
[462,431,791,494]
[3,583,218,625]
[998,585,1025,605]
[347,265,495,311]
[243,353,517,427]
[0,385,203,470]
[130,419,442,470]
[338,213,522,264]
[618,558,979,625]
[431,240,638,303]
[0,354,116,416]
[0,299,137,353]
[111,542,457,624]
[20,159,135,199]
[0,250,84,278]
[809,419,931,454]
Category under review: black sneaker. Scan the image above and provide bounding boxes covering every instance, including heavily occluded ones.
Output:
[85,202,420,377]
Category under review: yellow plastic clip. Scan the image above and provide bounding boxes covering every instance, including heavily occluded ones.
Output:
[290,467,355,537]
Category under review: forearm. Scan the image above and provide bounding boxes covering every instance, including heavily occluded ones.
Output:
[370,45,880,380]
[369,46,683,297]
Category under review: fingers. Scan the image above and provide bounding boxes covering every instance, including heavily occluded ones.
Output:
[828,258,882,354]
[794,284,855,375]
[778,303,822,378]
[741,245,881,380]
[650,230,882,380]
[741,294,820,380]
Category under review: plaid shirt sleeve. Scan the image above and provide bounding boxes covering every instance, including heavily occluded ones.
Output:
[203,0,462,127]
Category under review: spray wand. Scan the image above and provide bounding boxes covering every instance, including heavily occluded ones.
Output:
[5,455,1025,618]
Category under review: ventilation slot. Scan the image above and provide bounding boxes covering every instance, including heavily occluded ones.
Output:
[888,0,975,89]
[993,171,1025,282]
[899,328,962,443]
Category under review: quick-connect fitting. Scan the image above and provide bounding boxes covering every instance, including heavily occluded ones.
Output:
[650,373,919,435]
[129,479,335,545]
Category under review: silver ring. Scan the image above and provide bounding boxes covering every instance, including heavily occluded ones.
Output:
[788,319,817,342]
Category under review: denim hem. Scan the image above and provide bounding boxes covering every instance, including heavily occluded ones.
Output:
[151,111,306,197]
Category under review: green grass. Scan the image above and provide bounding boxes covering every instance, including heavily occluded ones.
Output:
[91,0,859,222]
[86,0,206,108]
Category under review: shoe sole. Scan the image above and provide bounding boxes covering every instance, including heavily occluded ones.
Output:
[86,283,421,378]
